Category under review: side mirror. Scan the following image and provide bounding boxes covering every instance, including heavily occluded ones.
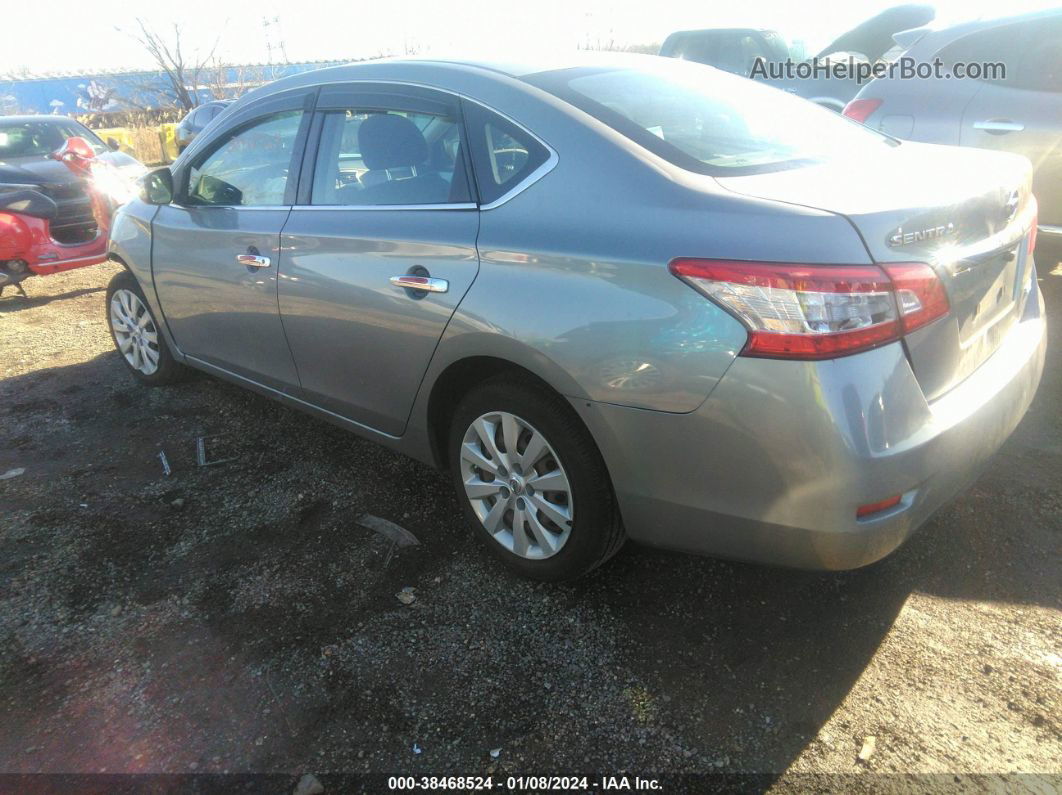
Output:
[107,137,121,151]
[50,136,97,176]
[139,167,174,205]
[61,136,97,160]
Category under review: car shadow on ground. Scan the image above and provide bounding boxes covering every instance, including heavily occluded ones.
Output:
[0,248,1058,778]
[0,285,105,313]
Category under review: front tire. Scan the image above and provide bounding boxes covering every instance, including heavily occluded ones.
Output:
[449,374,625,581]
[106,270,186,385]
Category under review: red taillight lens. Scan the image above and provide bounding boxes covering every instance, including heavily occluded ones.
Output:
[669,259,950,360]
[842,98,882,124]
[1028,215,1038,256]
[880,263,950,334]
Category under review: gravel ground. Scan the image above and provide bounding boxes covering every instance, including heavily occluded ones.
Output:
[1,248,1060,791]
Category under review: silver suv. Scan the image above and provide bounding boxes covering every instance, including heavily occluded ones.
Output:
[844,9,1062,231]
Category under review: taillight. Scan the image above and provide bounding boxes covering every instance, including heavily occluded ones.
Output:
[880,263,950,334]
[1028,214,1038,256]
[842,98,882,124]
[669,259,949,360]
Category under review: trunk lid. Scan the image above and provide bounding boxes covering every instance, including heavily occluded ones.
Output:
[715,141,1037,400]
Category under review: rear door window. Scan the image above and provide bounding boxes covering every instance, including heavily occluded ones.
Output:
[310,108,471,206]
[462,101,551,205]
[937,17,1062,91]
[1018,21,1062,92]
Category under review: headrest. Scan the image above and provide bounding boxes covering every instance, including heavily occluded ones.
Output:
[358,113,428,170]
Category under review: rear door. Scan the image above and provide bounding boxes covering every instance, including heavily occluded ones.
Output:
[277,84,479,436]
[952,16,1062,225]
[152,89,314,391]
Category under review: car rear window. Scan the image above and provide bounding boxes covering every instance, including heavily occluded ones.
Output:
[523,60,894,176]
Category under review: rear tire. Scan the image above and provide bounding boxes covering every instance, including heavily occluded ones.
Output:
[106,269,186,386]
[448,374,625,581]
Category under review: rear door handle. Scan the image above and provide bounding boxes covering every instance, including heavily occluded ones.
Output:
[236,253,271,269]
[973,119,1025,134]
[390,275,449,293]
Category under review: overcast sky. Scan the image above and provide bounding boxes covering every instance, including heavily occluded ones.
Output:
[3,0,1056,75]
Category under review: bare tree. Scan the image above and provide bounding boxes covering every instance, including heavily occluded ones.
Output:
[119,19,220,111]
[206,60,270,101]
[579,39,661,54]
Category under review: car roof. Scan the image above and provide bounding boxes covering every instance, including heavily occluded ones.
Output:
[221,52,672,118]
[913,7,1062,48]
[253,51,665,89]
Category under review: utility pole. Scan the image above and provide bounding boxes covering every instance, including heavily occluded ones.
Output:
[262,15,289,74]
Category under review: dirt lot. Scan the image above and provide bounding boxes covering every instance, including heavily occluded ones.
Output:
[1,246,1060,790]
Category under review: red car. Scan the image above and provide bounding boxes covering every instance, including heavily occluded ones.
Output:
[0,117,143,296]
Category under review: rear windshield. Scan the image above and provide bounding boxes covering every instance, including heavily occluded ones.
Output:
[523,60,894,176]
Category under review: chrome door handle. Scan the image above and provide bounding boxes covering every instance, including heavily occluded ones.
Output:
[973,119,1025,134]
[390,275,449,293]
[236,253,271,269]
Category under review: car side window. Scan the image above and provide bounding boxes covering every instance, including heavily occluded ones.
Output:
[463,102,551,205]
[938,25,1018,85]
[310,109,471,206]
[938,18,1061,91]
[185,110,303,207]
[1019,22,1062,92]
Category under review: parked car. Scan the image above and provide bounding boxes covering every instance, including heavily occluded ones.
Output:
[0,116,145,295]
[843,9,1062,231]
[660,4,936,110]
[175,100,231,153]
[0,135,123,296]
[0,115,146,202]
[106,55,1044,581]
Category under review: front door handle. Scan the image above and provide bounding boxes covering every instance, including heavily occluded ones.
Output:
[236,253,271,269]
[973,119,1025,134]
[390,275,449,293]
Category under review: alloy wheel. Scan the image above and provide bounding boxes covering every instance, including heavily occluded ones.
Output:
[110,288,160,376]
[459,411,574,560]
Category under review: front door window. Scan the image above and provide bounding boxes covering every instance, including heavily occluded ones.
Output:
[187,111,303,206]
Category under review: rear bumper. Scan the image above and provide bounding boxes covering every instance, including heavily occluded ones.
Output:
[574,283,1046,570]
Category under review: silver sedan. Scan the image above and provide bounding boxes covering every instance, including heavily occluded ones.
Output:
[105,54,1045,580]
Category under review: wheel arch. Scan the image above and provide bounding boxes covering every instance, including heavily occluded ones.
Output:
[425,355,572,470]
[104,243,184,364]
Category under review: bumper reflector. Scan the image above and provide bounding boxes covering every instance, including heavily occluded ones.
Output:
[856,494,903,519]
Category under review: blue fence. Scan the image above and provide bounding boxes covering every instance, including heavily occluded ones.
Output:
[0,61,348,116]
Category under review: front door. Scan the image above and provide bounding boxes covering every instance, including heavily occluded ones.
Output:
[278,85,480,436]
[152,94,312,391]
